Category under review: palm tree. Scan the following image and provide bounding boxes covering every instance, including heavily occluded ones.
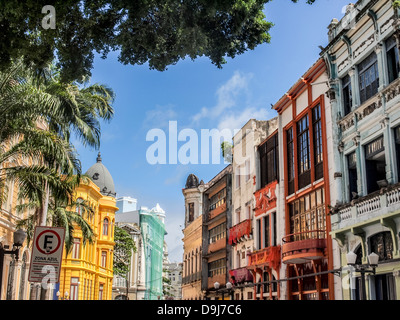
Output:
[16,176,96,254]
[0,61,82,219]
[0,60,115,228]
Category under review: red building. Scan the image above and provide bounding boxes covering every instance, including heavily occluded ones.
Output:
[273,58,335,300]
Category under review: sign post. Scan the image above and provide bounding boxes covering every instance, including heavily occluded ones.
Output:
[28,226,65,287]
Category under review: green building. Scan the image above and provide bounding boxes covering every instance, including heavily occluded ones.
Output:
[140,204,167,300]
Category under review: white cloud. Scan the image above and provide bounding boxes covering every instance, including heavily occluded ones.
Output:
[191,71,253,124]
[217,107,271,134]
[143,104,178,130]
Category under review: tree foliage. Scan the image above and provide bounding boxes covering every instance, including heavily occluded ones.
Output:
[113,226,137,278]
[0,0,315,83]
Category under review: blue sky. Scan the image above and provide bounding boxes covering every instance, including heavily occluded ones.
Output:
[74,0,351,263]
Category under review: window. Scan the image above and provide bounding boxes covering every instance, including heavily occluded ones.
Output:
[369,231,393,262]
[245,159,251,182]
[257,219,262,250]
[70,277,79,300]
[236,210,241,225]
[209,188,226,211]
[386,35,400,84]
[103,218,109,236]
[246,205,251,220]
[188,202,194,222]
[235,166,241,189]
[364,136,386,194]
[259,134,279,188]
[394,126,400,182]
[287,127,295,195]
[99,284,104,300]
[208,258,225,277]
[374,274,397,300]
[263,215,270,248]
[297,116,311,189]
[76,198,84,215]
[312,104,323,180]
[358,52,379,104]
[342,74,353,115]
[72,238,81,259]
[101,251,107,268]
[347,152,358,200]
[288,188,325,242]
[208,222,226,243]
[271,212,277,247]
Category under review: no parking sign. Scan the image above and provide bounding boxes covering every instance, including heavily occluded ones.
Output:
[28,226,65,284]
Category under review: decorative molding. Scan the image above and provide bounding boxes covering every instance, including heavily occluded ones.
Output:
[353,34,375,60]
[381,15,395,34]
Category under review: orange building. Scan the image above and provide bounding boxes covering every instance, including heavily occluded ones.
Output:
[202,165,232,300]
[273,58,335,300]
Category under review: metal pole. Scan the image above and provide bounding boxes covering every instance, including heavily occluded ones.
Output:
[0,246,4,299]
[360,269,367,300]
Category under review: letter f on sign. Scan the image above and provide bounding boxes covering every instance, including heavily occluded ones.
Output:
[42,5,56,29]
[44,235,53,253]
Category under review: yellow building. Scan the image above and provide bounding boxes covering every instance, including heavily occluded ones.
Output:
[58,153,118,300]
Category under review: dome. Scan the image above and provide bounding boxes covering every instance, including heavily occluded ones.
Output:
[85,152,116,197]
[185,174,199,189]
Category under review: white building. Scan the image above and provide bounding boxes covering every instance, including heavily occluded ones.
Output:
[322,0,400,300]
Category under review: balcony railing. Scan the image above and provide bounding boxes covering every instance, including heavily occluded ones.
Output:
[228,267,253,284]
[182,272,201,285]
[247,246,281,271]
[281,230,326,264]
[208,202,226,221]
[254,181,278,216]
[228,219,251,245]
[339,76,400,133]
[335,183,400,226]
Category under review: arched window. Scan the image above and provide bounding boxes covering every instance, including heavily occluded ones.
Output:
[76,198,84,215]
[369,231,393,261]
[103,218,109,236]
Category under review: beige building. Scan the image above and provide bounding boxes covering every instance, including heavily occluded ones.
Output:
[181,174,205,300]
[229,119,276,300]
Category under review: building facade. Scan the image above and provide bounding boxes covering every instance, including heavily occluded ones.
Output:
[246,118,284,300]
[58,153,118,300]
[229,119,276,300]
[273,58,336,300]
[112,222,142,300]
[202,165,232,300]
[165,262,183,300]
[323,0,400,300]
[140,205,167,300]
[181,174,205,300]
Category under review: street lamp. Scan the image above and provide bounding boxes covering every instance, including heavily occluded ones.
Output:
[214,282,221,300]
[0,229,27,298]
[346,251,379,300]
[226,282,233,300]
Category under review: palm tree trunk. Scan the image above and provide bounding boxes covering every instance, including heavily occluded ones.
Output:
[40,181,49,227]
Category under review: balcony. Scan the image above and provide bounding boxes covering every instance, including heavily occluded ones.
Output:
[333,183,400,230]
[228,219,252,245]
[182,272,201,285]
[254,181,278,217]
[208,202,226,221]
[339,76,400,134]
[247,246,281,271]
[281,230,326,264]
[228,267,253,284]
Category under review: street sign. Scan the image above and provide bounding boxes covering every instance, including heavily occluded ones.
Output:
[28,226,65,285]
